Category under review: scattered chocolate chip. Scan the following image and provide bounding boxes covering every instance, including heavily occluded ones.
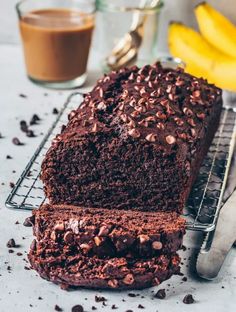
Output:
[6,155,12,159]
[38,297,42,300]
[24,266,30,270]
[23,216,35,227]
[15,221,20,224]
[91,307,97,310]
[8,249,14,254]
[138,304,145,309]
[20,120,28,132]
[95,296,107,302]
[9,182,15,188]
[54,304,63,311]
[128,293,137,297]
[71,305,84,312]
[7,239,16,248]
[155,289,166,299]
[0,132,3,138]
[26,130,35,137]
[16,252,23,256]
[30,114,40,125]
[111,304,118,309]
[183,294,194,304]
[126,310,133,312]
[12,137,24,145]
[182,277,187,282]
[53,108,59,114]
[19,93,27,98]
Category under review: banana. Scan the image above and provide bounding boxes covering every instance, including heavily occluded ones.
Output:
[195,2,236,58]
[168,22,236,91]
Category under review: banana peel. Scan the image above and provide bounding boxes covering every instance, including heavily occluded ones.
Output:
[168,22,236,91]
[195,2,236,58]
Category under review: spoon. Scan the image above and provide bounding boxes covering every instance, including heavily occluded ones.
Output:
[106,0,161,71]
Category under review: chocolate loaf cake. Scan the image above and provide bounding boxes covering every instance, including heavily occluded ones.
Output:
[28,204,185,289]
[32,204,185,258]
[41,63,222,213]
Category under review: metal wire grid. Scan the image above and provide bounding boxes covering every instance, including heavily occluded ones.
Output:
[5,93,236,232]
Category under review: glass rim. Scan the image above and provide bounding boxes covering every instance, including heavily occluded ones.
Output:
[16,0,96,17]
[96,0,164,13]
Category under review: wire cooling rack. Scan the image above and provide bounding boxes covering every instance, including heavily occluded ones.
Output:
[5,92,236,232]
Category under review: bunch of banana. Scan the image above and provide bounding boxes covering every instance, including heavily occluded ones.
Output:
[168,2,236,91]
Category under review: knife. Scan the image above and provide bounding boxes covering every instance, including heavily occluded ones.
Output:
[196,189,236,279]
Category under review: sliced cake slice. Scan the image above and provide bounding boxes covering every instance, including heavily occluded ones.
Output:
[28,239,181,290]
[31,203,185,258]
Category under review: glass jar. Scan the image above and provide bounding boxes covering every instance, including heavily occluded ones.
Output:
[95,0,163,72]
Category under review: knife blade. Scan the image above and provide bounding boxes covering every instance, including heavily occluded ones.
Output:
[196,189,236,279]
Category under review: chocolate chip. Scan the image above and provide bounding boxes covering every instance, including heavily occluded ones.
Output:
[182,277,187,282]
[126,310,133,312]
[128,128,140,138]
[64,231,74,243]
[123,274,134,285]
[6,155,12,159]
[111,305,118,309]
[91,123,99,133]
[152,241,163,250]
[107,279,118,288]
[92,307,97,310]
[26,130,35,137]
[139,234,150,244]
[98,225,110,237]
[8,249,14,253]
[94,236,102,246]
[128,293,136,297]
[23,216,35,227]
[19,93,27,98]
[9,182,15,188]
[155,289,166,299]
[183,294,194,304]
[16,252,23,256]
[71,305,83,312]
[54,222,65,232]
[20,120,28,132]
[30,239,37,251]
[7,239,16,248]
[30,114,40,125]
[38,297,42,300]
[166,135,176,144]
[145,133,156,142]
[138,304,145,309]
[53,108,59,114]
[183,107,193,117]
[54,304,63,311]
[12,137,24,145]
[0,132,3,138]
[95,296,107,302]
[197,112,205,120]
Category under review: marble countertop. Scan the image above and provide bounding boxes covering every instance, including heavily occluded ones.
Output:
[0,43,236,312]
